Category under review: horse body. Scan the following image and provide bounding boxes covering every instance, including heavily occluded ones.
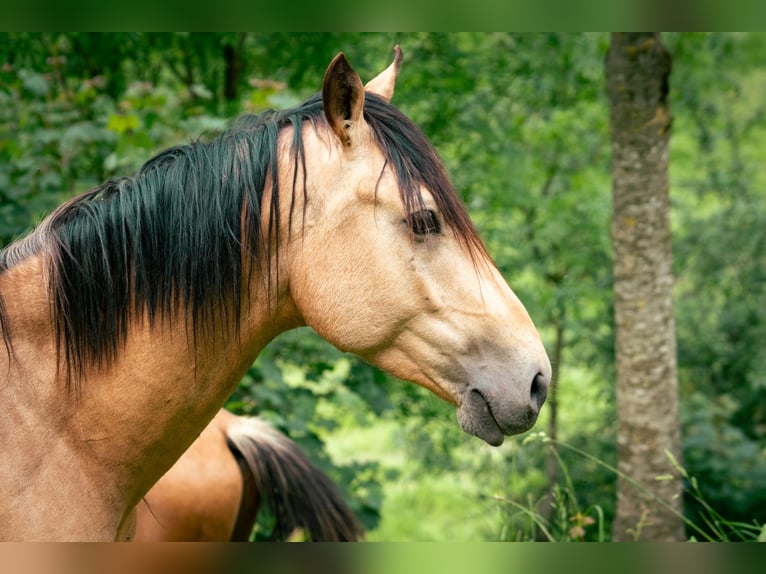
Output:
[0,47,550,540]
[134,409,363,541]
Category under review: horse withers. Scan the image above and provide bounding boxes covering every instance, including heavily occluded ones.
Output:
[0,46,550,540]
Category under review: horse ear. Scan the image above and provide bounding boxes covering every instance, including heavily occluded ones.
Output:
[365,45,403,102]
[322,52,365,147]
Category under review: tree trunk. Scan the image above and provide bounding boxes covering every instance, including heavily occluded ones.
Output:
[606,32,685,541]
[223,33,247,102]
[534,310,563,541]
[546,315,563,486]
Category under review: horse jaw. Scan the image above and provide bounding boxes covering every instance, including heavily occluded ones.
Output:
[361,292,551,448]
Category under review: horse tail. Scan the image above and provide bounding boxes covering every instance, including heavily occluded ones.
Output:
[224,416,364,542]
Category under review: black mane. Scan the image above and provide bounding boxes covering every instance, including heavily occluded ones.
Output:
[0,92,485,386]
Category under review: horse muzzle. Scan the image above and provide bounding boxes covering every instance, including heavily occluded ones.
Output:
[456,370,550,446]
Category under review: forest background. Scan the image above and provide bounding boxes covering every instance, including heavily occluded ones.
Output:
[1,32,764,541]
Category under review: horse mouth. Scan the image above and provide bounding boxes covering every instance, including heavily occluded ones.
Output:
[456,388,506,446]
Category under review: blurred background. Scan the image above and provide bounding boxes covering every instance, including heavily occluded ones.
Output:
[1,32,764,541]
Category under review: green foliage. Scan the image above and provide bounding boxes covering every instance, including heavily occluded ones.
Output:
[667,32,766,530]
[1,55,113,242]
[681,393,766,530]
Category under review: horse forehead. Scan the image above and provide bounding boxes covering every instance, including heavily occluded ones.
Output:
[298,126,389,184]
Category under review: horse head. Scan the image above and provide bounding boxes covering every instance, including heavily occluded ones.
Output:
[275,48,552,446]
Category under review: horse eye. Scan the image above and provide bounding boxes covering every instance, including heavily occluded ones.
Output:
[410,210,441,236]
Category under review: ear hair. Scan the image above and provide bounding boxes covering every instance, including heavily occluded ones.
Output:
[322,52,365,146]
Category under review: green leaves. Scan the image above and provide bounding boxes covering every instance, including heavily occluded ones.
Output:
[18,69,49,97]
[106,114,140,134]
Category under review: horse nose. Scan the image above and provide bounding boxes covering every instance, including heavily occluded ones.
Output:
[529,371,549,414]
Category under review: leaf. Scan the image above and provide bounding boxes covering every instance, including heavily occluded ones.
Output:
[107,114,140,134]
[60,123,114,150]
[190,83,213,100]
[18,69,49,97]
[38,171,62,191]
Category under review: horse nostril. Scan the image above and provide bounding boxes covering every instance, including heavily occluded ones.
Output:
[530,373,549,410]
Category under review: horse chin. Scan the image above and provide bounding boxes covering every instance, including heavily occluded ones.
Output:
[456,389,506,447]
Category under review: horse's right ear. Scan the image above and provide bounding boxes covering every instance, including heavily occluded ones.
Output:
[322,52,365,147]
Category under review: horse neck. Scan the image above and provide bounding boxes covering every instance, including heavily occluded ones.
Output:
[0,255,93,539]
[0,247,299,540]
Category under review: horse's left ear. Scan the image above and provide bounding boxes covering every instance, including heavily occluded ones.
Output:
[322,52,365,147]
[365,45,403,102]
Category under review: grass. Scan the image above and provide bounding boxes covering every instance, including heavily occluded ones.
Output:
[325,419,765,542]
[498,433,766,542]
[325,420,506,541]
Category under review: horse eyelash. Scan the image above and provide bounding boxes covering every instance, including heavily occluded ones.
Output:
[409,209,441,237]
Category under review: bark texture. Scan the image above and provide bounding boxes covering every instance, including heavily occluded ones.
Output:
[606,32,685,541]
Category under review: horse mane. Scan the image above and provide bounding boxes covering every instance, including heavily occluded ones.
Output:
[0,92,485,387]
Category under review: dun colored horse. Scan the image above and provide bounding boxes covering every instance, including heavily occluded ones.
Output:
[134,409,363,541]
[0,46,551,540]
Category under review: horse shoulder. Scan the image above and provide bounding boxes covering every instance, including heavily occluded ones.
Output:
[135,409,242,541]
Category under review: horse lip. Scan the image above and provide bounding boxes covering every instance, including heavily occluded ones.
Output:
[456,387,505,446]
[474,388,505,434]
[457,381,543,446]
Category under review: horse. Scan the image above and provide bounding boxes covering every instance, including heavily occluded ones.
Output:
[0,46,551,540]
[133,409,363,541]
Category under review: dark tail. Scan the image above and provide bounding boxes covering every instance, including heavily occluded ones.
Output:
[225,416,364,542]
